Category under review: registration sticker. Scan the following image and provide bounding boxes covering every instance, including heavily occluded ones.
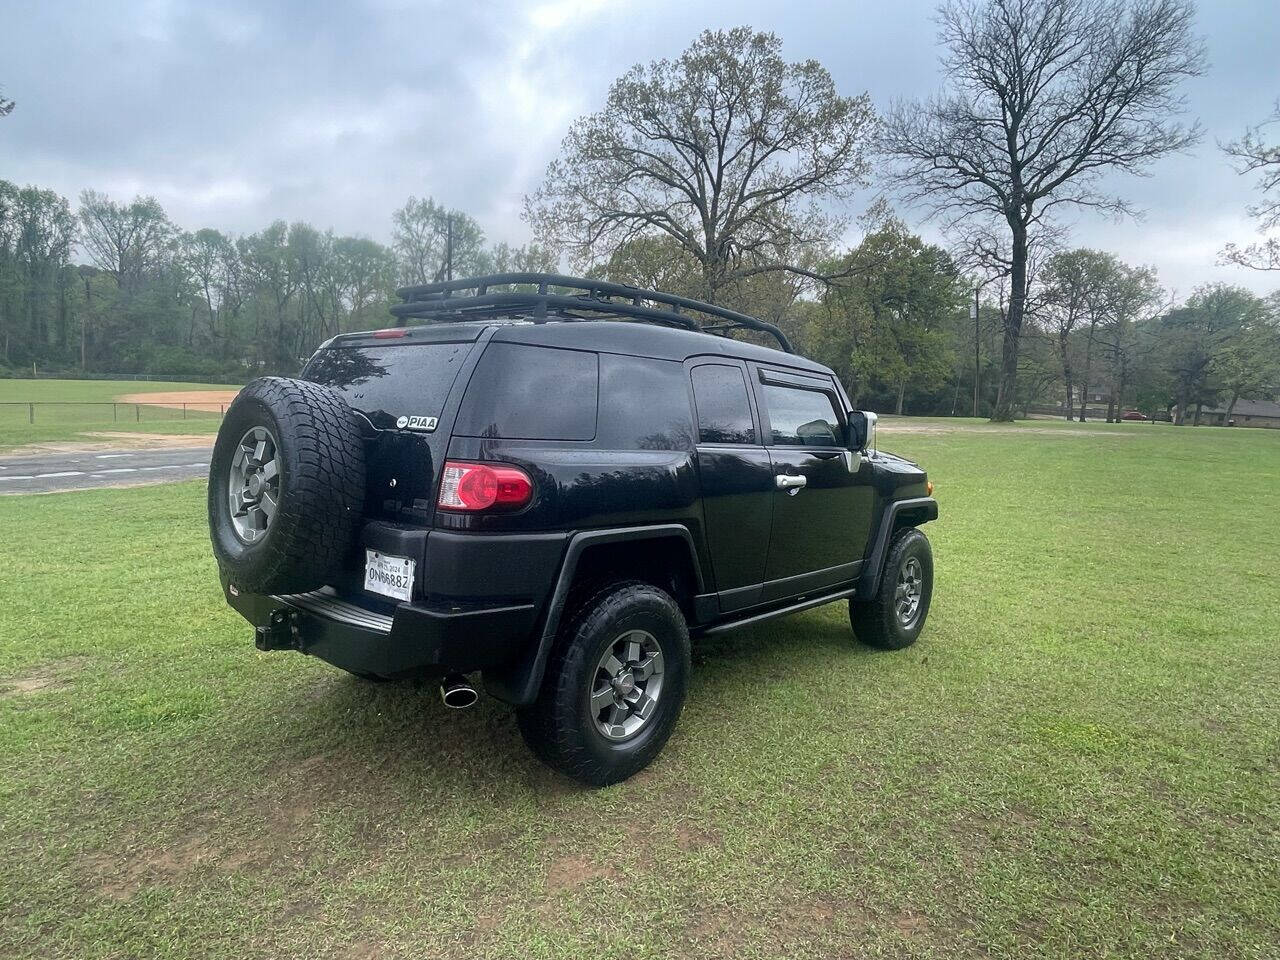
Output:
[364,549,415,602]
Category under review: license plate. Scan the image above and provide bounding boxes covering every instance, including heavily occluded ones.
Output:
[364,549,415,602]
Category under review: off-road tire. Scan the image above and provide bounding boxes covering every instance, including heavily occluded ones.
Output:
[209,377,366,595]
[850,526,933,650]
[517,580,690,787]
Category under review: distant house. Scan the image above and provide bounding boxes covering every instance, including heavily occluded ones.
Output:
[1072,384,1110,405]
[1200,398,1280,429]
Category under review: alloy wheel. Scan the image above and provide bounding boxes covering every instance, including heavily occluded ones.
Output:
[228,426,281,543]
[590,629,665,741]
[895,556,923,626]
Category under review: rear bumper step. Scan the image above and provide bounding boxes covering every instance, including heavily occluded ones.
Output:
[270,586,393,633]
[224,576,538,679]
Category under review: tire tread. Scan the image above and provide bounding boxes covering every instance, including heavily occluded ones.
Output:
[517,580,689,786]
[209,377,366,594]
[850,526,933,651]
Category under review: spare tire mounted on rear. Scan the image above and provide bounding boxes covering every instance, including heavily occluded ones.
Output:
[208,377,366,595]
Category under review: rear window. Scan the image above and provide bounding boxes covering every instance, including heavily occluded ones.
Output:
[455,342,598,440]
[304,341,472,429]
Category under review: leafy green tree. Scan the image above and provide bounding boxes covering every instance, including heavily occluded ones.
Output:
[178,228,238,349]
[1095,261,1164,421]
[590,235,701,298]
[588,233,818,352]
[0,180,20,365]
[811,222,962,413]
[289,222,340,345]
[808,287,873,405]
[238,222,297,370]
[14,186,76,363]
[1040,250,1111,418]
[486,241,558,276]
[333,236,396,332]
[525,27,875,303]
[1211,295,1280,418]
[1160,285,1264,424]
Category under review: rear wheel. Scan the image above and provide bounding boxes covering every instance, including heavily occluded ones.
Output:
[850,527,933,650]
[517,581,690,786]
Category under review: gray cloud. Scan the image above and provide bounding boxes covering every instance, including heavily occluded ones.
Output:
[2,0,1277,294]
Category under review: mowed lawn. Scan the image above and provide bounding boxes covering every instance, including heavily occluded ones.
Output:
[1,421,1276,959]
[0,379,240,452]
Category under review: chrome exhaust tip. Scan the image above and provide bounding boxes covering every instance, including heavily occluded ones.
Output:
[440,675,479,709]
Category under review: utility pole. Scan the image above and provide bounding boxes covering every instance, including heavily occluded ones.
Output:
[971,286,981,418]
[445,214,453,283]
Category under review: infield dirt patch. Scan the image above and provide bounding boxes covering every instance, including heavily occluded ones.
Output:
[7,432,217,456]
[115,389,240,412]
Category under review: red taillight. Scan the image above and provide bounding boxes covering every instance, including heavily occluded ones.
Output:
[438,461,533,511]
[372,327,409,339]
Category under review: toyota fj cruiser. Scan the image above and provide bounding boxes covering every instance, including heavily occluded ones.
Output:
[210,274,938,785]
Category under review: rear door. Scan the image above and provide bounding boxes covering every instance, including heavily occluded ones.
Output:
[302,327,485,524]
[687,360,774,613]
[751,366,874,601]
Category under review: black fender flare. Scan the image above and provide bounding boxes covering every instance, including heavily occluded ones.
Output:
[855,496,938,600]
[483,524,705,706]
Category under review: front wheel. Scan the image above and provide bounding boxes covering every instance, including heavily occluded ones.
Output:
[517,581,690,786]
[850,527,934,650]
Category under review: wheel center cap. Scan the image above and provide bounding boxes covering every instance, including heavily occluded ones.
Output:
[613,672,636,697]
[247,473,263,498]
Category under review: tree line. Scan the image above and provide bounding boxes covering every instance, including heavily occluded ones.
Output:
[521,13,1277,421]
[0,185,550,380]
[3,0,1278,421]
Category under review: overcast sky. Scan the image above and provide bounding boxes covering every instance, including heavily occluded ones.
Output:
[2,0,1277,296]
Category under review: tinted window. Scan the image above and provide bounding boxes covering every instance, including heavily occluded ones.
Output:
[596,354,695,450]
[455,342,598,440]
[691,364,756,444]
[761,383,842,446]
[304,341,472,430]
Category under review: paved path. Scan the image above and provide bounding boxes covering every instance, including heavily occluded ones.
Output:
[0,446,213,495]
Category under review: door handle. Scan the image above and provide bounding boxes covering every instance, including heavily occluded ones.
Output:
[775,474,807,492]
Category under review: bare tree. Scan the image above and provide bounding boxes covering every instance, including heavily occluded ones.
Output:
[524,27,876,303]
[0,87,14,118]
[1098,265,1167,420]
[879,0,1205,420]
[391,197,485,288]
[78,191,175,292]
[1076,255,1162,421]
[1040,250,1099,417]
[179,228,236,345]
[1220,100,1280,271]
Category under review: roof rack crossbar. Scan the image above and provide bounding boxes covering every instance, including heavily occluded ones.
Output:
[392,273,793,352]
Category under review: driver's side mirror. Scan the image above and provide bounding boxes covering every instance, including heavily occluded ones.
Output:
[848,410,878,452]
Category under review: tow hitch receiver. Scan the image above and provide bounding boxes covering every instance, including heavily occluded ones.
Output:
[255,608,299,651]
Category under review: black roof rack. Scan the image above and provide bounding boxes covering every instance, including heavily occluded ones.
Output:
[391,273,794,353]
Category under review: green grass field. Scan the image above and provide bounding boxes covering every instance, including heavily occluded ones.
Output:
[0,379,241,452]
[1,421,1276,959]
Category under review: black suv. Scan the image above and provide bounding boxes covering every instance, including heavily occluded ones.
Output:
[209,275,937,785]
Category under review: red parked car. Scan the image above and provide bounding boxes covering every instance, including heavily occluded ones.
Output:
[1121,410,1150,421]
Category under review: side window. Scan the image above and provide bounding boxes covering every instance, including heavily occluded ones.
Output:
[761,383,842,446]
[596,354,695,450]
[455,342,598,440]
[690,364,756,445]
